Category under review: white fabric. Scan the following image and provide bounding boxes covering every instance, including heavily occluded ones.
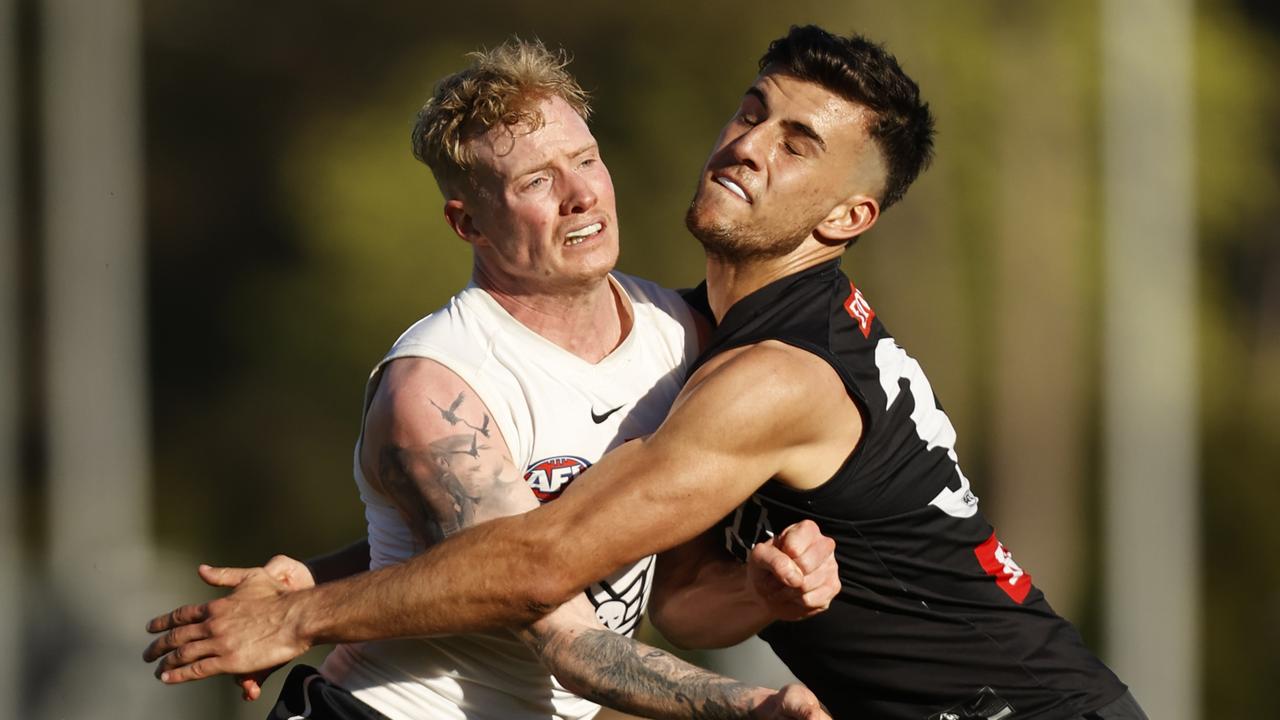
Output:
[320,273,699,720]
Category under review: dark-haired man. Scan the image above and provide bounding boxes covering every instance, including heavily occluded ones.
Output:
[147,26,1145,719]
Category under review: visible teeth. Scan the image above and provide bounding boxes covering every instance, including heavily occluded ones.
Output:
[566,222,602,239]
[715,177,749,202]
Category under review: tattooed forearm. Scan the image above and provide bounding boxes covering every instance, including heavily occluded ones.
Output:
[531,627,761,719]
[376,391,531,548]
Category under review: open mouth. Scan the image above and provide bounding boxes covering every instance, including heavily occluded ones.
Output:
[714,176,751,203]
[565,222,603,246]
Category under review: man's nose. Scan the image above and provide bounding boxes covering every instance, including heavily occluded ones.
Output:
[725,124,766,172]
[560,171,598,215]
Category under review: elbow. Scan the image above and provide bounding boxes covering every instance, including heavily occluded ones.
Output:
[645,598,696,651]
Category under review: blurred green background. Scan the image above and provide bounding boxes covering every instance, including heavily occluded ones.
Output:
[6,0,1279,718]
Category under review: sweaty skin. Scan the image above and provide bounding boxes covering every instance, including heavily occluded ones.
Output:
[349,357,828,719]
[144,71,867,708]
[144,340,860,679]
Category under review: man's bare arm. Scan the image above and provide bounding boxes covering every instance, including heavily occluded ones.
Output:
[145,343,859,681]
[650,522,839,650]
[518,599,825,720]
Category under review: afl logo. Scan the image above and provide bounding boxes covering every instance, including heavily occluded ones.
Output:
[525,455,590,503]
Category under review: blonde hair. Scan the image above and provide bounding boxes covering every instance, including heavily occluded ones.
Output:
[412,38,592,194]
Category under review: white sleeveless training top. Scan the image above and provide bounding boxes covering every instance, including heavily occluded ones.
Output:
[320,273,700,720]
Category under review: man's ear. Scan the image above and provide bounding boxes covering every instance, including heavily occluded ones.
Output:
[444,199,481,244]
[815,195,879,245]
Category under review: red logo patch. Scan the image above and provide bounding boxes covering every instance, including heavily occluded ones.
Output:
[843,282,875,339]
[974,532,1032,604]
[524,455,590,503]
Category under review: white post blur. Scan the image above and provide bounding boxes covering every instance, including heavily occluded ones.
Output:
[40,0,160,716]
[0,0,21,715]
[1102,1,1200,718]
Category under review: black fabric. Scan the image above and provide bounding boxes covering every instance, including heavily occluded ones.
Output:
[679,283,714,325]
[267,665,389,720]
[1080,691,1149,720]
[700,260,1129,720]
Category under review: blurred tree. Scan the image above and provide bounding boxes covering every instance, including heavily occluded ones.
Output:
[128,1,1280,717]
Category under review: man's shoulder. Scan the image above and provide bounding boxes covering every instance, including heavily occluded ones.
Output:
[610,271,682,307]
[384,286,503,358]
[691,341,844,412]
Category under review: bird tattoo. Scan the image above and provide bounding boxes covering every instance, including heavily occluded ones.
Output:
[430,392,466,425]
[464,414,491,438]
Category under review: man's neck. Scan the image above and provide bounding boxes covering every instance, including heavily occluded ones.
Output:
[475,272,630,364]
[704,245,843,324]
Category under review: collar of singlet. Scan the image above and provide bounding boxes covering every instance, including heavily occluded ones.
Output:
[688,257,842,374]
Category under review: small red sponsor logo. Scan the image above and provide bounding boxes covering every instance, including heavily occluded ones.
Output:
[974,532,1032,604]
[525,455,590,503]
[843,282,875,339]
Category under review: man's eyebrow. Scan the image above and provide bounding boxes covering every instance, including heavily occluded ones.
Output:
[782,119,826,152]
[512,142,598,180]
[744,87,827,152]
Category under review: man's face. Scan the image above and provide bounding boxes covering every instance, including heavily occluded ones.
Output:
[686,70,884,260]
[463,95,619,294]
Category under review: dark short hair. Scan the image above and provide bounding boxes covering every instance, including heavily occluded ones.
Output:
[760,25,935,210]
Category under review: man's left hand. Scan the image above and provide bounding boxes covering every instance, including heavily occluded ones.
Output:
[143,559,314,686]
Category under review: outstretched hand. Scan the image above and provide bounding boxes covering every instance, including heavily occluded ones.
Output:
[143,555,316,694]
[747,520,840,621]
[750,682,831,720]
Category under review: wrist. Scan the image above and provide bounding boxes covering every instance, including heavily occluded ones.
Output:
[742,686,777,718]
[283,586,323,649]
[741,570,774,620]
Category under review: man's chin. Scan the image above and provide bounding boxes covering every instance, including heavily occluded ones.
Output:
[685,203,734,247]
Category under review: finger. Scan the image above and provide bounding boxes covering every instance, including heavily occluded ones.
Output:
[778,684,824,719]
[750,541,803,588]
[146,602,211,634]
[267,555,317,591]
[143,620,211,662]
[788,534,837,576]
[158,655,230,684]
[154,637,225,679]
[797,576,841,614]
[796,558,841,594]
[776,520,820,557]
[236,676,262,701]
[198,564,255,588]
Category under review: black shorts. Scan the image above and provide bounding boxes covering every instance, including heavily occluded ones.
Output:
[266,665,388,720]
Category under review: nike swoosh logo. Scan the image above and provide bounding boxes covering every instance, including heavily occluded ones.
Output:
[591,405,625,424]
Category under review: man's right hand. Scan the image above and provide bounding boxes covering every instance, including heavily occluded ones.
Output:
[747,519,840,622]
[751,682,830,720]
[143,557,315,688]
